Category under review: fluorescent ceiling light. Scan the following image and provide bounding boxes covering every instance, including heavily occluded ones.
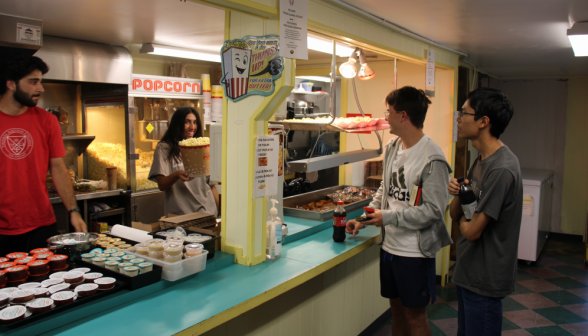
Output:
[307,36,354,57]
[295,76,338,82]
[567,22,588,57]
[140,43,221,62]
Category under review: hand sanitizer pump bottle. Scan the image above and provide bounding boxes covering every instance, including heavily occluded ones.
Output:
[266,198,282,259]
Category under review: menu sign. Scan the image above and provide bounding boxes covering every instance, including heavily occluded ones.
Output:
[254,135,279,199]
[279,0,308,60]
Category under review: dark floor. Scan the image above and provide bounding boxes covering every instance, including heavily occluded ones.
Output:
[370,237,588,336]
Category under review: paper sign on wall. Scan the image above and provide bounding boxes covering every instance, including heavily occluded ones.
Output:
[425,49,435,97]
[220,35,284,102]
[254,135,279,198]
[279,0,308,60]
[523,194,534,216]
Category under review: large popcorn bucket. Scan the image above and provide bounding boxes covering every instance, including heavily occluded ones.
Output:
[222,47,251,100]
[180,144,210,177]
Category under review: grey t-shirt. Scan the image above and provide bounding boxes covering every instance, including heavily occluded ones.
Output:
[148,142,218,217]
[452,145,523,297]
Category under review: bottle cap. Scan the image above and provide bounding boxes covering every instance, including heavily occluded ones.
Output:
[337,201,343,205]
[457,177,464,184]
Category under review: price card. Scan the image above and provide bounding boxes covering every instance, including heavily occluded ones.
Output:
[254,135,279,198]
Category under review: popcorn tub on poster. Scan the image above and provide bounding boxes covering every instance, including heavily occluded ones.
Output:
[179,137,210,177]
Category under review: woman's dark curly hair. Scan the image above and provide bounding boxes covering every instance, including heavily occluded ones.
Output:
[159,106,203,163]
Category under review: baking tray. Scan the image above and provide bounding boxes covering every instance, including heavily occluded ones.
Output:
[283,185,377,221]
[2,262,124,329]
[149,229,220,259]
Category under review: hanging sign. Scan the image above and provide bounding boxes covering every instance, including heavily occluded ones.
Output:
[425,49,435,97]
[129,74,202,98]
[254,135,279,198]
[279,0,308,60]
[220,35,284,102]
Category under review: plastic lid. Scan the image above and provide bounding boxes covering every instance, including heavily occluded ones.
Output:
[337,201,344,205]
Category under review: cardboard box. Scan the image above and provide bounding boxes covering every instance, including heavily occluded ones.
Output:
[131,221,161,233]
[159,212,216,230]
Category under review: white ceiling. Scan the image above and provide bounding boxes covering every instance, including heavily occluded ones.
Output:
[0,0,225,53]
[1,0,587,78]
[342,0,588,78]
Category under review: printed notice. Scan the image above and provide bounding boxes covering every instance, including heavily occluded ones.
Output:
[16,23,42,46]
[279,0,308,60]
[254,135,279,198]
[523,194,534,216]
[425,49,435,97]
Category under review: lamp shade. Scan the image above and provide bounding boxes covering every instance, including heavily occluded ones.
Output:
[358,63,375,80]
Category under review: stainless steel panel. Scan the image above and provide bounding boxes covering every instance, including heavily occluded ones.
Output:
[136,120,168,141]
[287,149,380,173]
[283,185,376,221]
[0,13,42,51]
[35,36,132,84]
[131,191,165,224]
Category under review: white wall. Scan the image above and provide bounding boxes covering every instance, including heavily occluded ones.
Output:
[492,79,567,233]
[344,60,454,184]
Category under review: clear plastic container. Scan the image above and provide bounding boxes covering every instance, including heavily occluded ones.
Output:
[163,253,182,263]
[105,261,119,271]
[118,262,133,274]
[134,243,149,255]
[166,236,185,245]
[138,262,153,274]
[125,250,208,281]
[130,258,145,265]
[124,266,139,277]
[147,240,165,252]
[148,250,164,260]
[185,244,203,256]
[162,243,183,256]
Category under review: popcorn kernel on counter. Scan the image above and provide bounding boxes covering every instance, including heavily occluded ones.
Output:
[179,137,210,147]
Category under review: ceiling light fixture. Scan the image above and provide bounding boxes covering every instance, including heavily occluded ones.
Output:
[307,36,354,57]
[567,22,588,57]
[140,43,221,62]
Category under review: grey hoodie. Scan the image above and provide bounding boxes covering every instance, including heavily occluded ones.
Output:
[367,136,453,257]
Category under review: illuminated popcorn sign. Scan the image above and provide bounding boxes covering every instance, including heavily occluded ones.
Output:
[221,35,284,102]
[129,74,202,96]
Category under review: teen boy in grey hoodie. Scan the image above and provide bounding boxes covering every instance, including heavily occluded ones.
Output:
[347,86,453,336]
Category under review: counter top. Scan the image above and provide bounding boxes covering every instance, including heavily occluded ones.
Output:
[1,210,380,335]
[49,189,127,204]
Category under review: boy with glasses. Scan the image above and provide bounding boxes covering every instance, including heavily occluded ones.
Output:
[448,87,522,336]
[347,86,453,336]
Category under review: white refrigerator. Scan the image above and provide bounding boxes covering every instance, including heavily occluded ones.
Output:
[518,169,554,263]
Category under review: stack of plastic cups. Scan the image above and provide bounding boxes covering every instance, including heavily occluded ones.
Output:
[201,74,211,124]
[211,85,223,123]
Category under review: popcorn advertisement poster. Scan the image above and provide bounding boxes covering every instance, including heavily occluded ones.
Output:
[220,35,284,102]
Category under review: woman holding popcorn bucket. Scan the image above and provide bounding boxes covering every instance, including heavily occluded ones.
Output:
[148,107,219,216]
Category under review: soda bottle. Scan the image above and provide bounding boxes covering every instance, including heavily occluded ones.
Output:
[333,201,347,242]
[457,177,477,221]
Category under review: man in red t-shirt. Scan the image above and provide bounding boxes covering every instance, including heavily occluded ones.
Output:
[0,56,87,256]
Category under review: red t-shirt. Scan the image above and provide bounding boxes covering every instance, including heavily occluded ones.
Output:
[0,107,66,235]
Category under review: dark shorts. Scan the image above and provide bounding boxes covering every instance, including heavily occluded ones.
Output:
[0,223,58,257]
[380,249,436,308]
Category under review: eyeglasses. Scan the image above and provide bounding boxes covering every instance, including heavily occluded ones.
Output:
[458,111,476,118]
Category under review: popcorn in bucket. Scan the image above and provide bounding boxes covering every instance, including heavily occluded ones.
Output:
[179,137,210,177]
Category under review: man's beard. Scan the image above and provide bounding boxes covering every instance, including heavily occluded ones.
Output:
[14,85,39,107]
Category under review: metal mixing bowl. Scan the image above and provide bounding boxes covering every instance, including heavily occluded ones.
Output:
[47,232,99,259]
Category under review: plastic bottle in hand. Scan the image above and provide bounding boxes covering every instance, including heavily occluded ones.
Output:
[457,177,477,221]
[333,201,347,242]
